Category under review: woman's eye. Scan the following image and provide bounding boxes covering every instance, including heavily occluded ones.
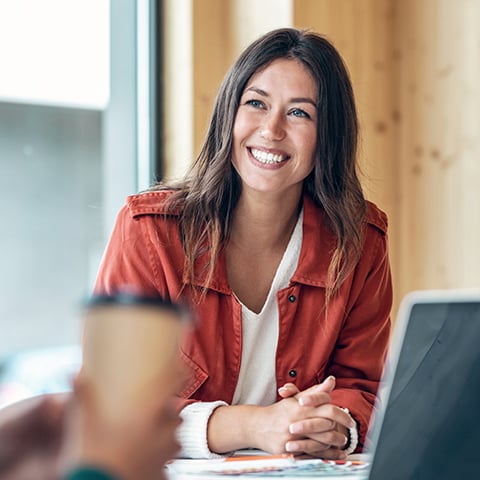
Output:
[290,108,310,119]
[245,99,264,108]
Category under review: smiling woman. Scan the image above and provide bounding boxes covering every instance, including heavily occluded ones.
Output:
[93,27,393,461]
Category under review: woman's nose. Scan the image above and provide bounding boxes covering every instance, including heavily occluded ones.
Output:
[259,112,286,141]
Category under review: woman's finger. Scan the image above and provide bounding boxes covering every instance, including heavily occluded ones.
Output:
[277,383,300,398]
[289,416,336,435]
[295,376,336,406]
[285,438,348,460]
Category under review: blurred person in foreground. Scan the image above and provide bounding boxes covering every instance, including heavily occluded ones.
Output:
[0,376,180,480]
[0,293,187,480]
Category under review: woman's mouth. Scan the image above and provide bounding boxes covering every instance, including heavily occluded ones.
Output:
[250,147,288,165]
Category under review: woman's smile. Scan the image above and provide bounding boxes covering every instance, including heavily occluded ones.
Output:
[248,147,290,166]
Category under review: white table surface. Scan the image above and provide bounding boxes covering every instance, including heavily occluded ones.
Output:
[165,451,370,479]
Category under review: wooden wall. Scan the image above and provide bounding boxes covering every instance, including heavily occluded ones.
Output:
[394,0,480,300]
[162,0,480,317]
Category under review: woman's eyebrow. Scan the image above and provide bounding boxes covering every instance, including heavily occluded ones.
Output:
[244,86,317,108]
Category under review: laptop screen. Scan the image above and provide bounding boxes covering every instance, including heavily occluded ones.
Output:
[368,294,480,479]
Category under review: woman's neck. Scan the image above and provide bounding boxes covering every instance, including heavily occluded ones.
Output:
[229,189,302,254]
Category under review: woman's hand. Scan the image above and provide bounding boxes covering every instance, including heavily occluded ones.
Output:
[207,376,355,459]
[276,376,354,459]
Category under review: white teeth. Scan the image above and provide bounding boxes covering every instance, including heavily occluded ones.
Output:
[251,148,286,164]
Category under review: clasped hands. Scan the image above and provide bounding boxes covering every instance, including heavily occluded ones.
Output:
[258,375,355,459]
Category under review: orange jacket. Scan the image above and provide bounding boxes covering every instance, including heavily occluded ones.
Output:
[94,190,392,450]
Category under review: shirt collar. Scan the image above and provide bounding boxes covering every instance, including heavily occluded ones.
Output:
[188,193,333,292]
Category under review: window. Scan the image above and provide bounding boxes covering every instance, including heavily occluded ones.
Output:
[0,0,160,406]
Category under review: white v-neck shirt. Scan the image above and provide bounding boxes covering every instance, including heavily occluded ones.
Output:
[177,210,304,458]
[232,208,303,405]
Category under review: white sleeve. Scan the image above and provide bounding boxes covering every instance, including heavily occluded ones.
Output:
[341,408,359,455]
[176,401,230,459]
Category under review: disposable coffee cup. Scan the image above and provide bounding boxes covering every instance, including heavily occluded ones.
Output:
[78,293,189,424]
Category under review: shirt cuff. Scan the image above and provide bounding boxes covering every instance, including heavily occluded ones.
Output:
[65,466,118,480]
[177,401,229,459]
[340,408,358,455]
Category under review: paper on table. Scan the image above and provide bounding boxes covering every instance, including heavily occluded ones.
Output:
[166,453,370,477]
[167,454,295,475]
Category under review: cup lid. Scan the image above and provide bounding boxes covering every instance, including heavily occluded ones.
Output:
[83,292,190,321]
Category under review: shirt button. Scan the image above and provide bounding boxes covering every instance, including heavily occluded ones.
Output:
[288,295,296,303]
[288,369,297,378]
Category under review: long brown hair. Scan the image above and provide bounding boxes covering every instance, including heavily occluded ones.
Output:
[155,28,366,302]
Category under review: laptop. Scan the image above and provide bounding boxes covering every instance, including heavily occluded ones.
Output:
[167,289,480,479]
[365,288,480,479]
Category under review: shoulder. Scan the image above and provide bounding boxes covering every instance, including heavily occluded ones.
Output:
[124,189,180,218]
[303,194,388,235]
[365,200,388,235]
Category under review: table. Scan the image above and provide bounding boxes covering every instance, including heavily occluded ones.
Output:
[165,452,370,479]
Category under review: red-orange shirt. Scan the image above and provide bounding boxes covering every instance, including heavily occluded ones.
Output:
[94,190,392,450]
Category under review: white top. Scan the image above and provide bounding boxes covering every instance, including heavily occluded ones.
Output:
[177,210,304,458]
[232,208,304,406]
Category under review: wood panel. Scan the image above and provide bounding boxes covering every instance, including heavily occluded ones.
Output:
[162,0,194,180]
[395,0,480,297]
[192,0,233,157]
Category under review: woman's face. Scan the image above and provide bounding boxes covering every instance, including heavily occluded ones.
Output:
[232,58,318,199]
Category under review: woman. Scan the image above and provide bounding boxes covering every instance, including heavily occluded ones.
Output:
[94,27,392,460]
